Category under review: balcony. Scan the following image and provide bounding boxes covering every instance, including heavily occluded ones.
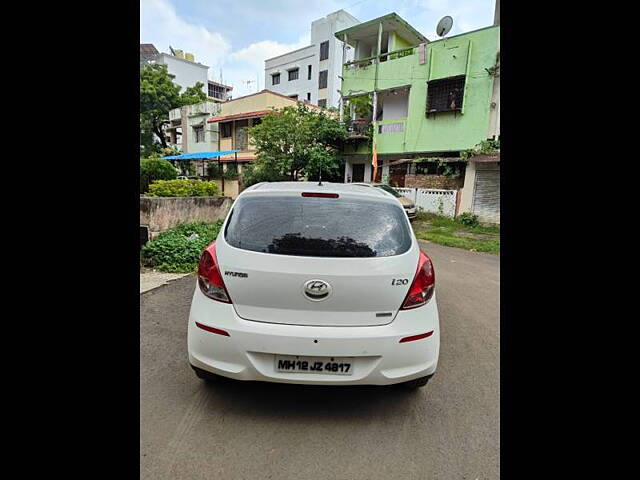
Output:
[347,118,371,139]
[169,108,181,122]
[186,101,221,117]
[342,47,416,95]
[375,118,406,154]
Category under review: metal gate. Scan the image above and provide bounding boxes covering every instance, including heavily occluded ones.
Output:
[472,162,500,224]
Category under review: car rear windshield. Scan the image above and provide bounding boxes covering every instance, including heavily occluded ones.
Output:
[376,185,402,198]
[225,195,412,257]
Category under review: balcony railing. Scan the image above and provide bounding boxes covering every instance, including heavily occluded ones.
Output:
[208,91,229,101]
[345,47,415,69]
[379,47,414,62]
[347,118,371,138]
[376,118,406,134]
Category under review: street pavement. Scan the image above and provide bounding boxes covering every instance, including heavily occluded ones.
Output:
[140,241,500,479]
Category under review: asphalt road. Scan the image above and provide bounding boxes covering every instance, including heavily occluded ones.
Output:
[140,241,500,479]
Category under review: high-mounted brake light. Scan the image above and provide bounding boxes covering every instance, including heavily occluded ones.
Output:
[197,243,232,303]
[301,192,339,198]
[400,251,435,309]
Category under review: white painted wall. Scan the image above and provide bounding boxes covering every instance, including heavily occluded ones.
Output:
[265,45,316,102]
[344,158,372,183]
[155,53,208,94]
[264,9,359,108]
[458,160,476,214]
[380,91,409,120]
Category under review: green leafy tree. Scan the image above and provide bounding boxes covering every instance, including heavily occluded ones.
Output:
[140,157,178,193]
[247,103,347,186]
[140,64,207,151]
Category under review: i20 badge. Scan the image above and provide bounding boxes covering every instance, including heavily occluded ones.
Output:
[303,279,332,301]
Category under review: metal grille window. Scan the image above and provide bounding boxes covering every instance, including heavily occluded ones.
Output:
[320,41,329,61]
[426,75,466,114]
[194,126,205,143]
[318,99,327,108]
[220,122,232,138]
[288,68,299,81]
[272,73,280,85]
[319,70,328,89]
[208,83,227,100]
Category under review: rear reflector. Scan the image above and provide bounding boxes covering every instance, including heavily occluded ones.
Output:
[399,331,434,343]
[301,192,339,198]
[195,322,230,337]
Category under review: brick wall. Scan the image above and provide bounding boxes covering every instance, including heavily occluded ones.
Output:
[404,174,464,190]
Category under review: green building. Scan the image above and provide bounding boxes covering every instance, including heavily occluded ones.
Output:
[335,13,500,222]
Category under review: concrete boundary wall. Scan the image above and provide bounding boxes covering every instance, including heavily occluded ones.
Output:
[140,196,232,239]
[395,188,458,217]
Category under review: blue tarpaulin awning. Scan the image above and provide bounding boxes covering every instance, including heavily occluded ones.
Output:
[161,150,241,161]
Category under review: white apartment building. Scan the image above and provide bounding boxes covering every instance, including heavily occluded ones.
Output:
[140,44,233,101]
[264,10,359,108]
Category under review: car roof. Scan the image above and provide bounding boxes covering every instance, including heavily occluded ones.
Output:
[241,181,394,201]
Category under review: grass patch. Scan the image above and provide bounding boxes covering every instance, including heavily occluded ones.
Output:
[140,221,224,273]
[413,212,500,254]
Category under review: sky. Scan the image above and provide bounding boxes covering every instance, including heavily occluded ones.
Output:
[140,0,496,97]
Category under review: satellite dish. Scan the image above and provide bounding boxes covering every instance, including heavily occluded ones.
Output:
[436,16,453,37]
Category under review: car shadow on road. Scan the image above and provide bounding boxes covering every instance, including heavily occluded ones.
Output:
[198,376,427,422]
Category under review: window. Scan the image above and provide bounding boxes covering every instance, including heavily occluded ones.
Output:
[319,70,328,89]
[271,73,280,85]
[225,196,412,258]
[220,122,232,138]
[194,126,205,143]
[235,119,249,150]
[426,75,466,113]
[307,65,312,80]
[318,99,327,108]
[306,92,311,101]
[288,68,299,81]
[289,94,298,100]
[320,41,329,61]
[208,83,227,100]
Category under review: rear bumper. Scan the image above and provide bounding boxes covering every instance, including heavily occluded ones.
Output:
[187,281,440,385]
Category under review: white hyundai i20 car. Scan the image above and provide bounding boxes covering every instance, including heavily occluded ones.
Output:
[188,182,439,389]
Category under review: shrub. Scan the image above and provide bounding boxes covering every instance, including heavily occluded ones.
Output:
[140,158,177,193]
[140,221,224,272]
[147,179,219,197]
[457,212,480,227]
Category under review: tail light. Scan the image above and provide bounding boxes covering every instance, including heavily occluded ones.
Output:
[401,251,435,309]
[197,243,231,303]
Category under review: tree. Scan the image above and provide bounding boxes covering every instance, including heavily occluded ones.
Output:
[140,64,207,151]
[247,103,347,185]
[140,157,178,193]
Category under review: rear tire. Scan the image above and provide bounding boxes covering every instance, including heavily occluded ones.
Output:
[401,375,432,389]
[191,365,222,383]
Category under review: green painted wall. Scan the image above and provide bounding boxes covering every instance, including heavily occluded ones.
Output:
[390,32,412,51]
[342,26,499,156]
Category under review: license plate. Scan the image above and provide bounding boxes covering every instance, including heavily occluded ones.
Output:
[275,355,354,375]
